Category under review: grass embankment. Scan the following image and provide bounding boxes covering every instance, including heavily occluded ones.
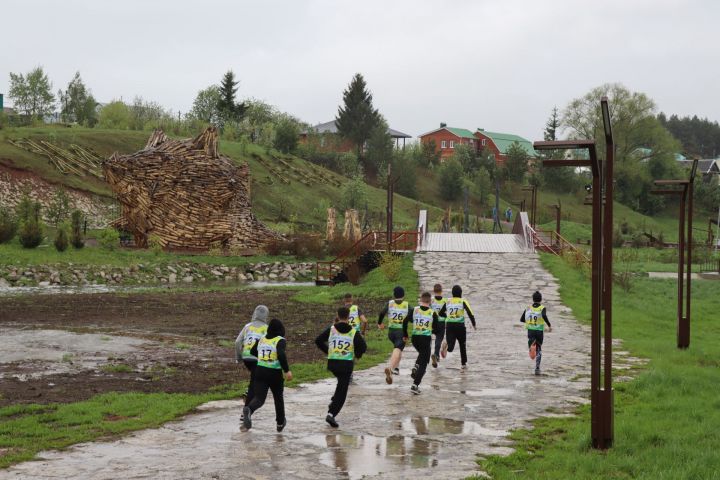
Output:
[0,255,416,469]
[477,254,720,480]
[0,126,440,232]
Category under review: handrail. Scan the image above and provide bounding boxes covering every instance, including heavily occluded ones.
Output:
[536,228,591,263]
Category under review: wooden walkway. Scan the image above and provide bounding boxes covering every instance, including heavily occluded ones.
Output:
[419,233,528,253]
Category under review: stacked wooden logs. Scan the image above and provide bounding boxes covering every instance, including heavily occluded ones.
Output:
[103,127,279,250]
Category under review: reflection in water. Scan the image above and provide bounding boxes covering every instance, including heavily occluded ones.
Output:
[304,433,440,479]
[399,416,508,437]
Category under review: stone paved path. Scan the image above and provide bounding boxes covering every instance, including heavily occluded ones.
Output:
[1,252,591,480]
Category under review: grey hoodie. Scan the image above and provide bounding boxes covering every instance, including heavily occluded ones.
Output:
[235,305,269,362]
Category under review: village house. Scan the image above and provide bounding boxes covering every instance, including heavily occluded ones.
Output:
[298,120,412,153]
[472,129,537,164]
[417,123,477,162]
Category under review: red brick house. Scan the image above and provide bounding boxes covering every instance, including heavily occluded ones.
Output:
[473,129,537,165]
[299,120,411,153]
[418,124,478,162]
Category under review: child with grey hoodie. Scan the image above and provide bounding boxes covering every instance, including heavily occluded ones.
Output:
[235,305,269,409]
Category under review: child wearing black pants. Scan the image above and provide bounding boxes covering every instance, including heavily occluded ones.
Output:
[315,307,367,427]
[403,292,438,394]
[430,284,447,368]
[439,285,476,370]
[520,291,552,375]
[243,318,293,432]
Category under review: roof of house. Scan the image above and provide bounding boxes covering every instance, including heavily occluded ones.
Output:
[678,159,719,174]
[476,129,537,157]
[418,126,476,139]
[301,120,411,138]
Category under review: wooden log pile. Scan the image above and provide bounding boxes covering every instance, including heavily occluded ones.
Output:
[103,127,279,250]
[9,138,104,178]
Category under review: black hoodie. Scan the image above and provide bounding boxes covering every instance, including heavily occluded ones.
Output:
[250,319,290,372]
[315,321,367,373]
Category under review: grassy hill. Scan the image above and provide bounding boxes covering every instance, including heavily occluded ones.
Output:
[0,126,440,232]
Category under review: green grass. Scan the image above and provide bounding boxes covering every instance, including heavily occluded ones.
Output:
[477,254,720,480]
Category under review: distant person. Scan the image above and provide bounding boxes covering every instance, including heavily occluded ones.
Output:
[235,305,269,414]
[403,292,438,394]
[492,206,498,222]
[242,318,293,432]
[315,307,367,428]
[520,291,552,375]
[343,293,368,335]
[378,286,413,384]
[505,207,512,223]
[430,283,447,368]
[438,285,476,371]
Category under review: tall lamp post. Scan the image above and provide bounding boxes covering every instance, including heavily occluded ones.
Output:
[521,185,538,229]
[533,97,615,449]
[386,162,400,248]
[650,159,698,348]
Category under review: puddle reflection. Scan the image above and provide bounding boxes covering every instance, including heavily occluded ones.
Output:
[399,416,508,437]
[304,433,439,478]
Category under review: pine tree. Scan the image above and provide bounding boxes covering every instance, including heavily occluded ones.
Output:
[540,107,578,192]
[216,70,247,126]
[544,106,560,141]
[335,73,381,159]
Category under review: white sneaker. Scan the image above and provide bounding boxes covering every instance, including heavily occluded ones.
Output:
[461,364,468,372]
[411,384,421,395]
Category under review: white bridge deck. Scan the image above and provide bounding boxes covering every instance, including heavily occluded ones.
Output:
[419,233,528,253]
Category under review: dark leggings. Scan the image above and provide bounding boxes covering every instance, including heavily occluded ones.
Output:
[433,321,446,357]
[445,323,468,365]
[329,368,352,417]
[411,335,432,386]
[247,368,285,424]
[528,330,544,368]
[242,359,257,406]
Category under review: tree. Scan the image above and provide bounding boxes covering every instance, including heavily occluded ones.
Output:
[540,107,577,192]
[365,118,393,173]
[335,73,381,159]
[54,224,69,252]
[46,189,72,227]
[274,118,300,153]
[562,83,681,213]
[128,97,167,131]
[98,101,131,129]
[392,150,417,199]
[438,158,464,201]
[217,70,247,126]
[70,210,85,249]
[421,139,441,167]
[450,144,478,174]
[16,195,43,249]
[190,86,222,125]
[472,166,493,207]
[659,113,720,158]
[340,176,368,210]
[504,142,529,182]
[58,72,97,126]
[8,67,55,118]
[0,207,17,243]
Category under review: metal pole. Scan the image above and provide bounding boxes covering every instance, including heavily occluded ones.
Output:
[677,186,688,348]
[685,172,694,347]
[590,152,603,449]
[386,162,392,245]
[463,186,470,233]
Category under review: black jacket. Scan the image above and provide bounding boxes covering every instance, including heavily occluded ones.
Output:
[520,303,551,327]
[315,321,367,374]
[250,333,290,373]
[402,305,439,337]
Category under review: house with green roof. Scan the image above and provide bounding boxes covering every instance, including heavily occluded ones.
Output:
[473,129,537,164]
[418,123,479,162]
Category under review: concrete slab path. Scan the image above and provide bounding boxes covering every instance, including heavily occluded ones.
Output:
[0,252,591,480]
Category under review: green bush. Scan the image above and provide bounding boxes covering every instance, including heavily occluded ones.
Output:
[438,158,464,201]
[378,252,402,281]
[18,218,44,248]
[97,228,120,251]
[70,210,85,249]
[54,224,69,252]
[0,207,17,243]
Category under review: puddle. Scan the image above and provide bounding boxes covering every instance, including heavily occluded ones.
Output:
[398,416,508,437]
[303,433,440,479]
[461,388,515,397]
[0,281,315,297]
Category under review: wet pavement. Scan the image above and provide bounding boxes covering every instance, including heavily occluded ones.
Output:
[0,252,592,479]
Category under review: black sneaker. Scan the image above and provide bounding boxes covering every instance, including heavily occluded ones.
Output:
[242,406,252,430]
[535,367,541,376]
[411,384,421,395]
[393,368,400,375]
[411,364,418,379]
[277,418,287,432]
[325,414,339,428]
[431,354,438,368]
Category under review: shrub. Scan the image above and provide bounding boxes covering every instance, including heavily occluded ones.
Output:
[378,252,402,281]
[47,189,72,227]
[97,228,120,250]
[18,218,43,248]
[612,229,625,248]
[148,234,163,256]
[0,207,17,243]
[265,237,291,256]
[54,225,69,252]
[70,210,85,249]
[288,234,324,259]
[438,158,464,201]
[327,236,354,257]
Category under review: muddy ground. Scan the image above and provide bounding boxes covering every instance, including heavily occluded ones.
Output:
[0,290,382,407]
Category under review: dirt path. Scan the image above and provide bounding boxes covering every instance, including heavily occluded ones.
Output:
[0,252,592,479]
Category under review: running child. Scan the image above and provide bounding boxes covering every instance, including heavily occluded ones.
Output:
[520,291,552,375]
[243,318,293,432]
[430,284,447,368]
[315,306,368,428]
[234,305,269,411]
[438,285,476,370]
[377,286,413,384]
[403,292,438,394]
[343,293,368,335]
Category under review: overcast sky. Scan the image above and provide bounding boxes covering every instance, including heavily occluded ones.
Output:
[2,0,718,140]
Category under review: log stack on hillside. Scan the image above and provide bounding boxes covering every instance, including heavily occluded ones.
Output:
[103,127,278,250]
